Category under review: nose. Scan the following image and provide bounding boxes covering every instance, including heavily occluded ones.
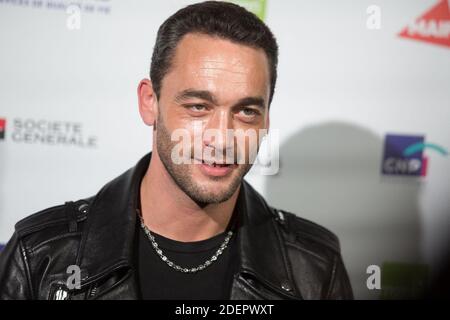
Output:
[202,109,234,157]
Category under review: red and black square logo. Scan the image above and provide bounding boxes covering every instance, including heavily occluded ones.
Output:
[0,118,6,140]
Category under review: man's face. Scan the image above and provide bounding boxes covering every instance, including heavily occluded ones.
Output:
[155,33,270,204]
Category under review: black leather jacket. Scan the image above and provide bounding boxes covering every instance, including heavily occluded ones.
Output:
[0,152,353,300]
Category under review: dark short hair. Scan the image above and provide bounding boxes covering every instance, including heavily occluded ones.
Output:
[150,1,279,105]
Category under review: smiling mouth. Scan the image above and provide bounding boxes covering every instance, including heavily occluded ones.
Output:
[192,157,236,165]
[201,159,233,167]
[192,158,238,177]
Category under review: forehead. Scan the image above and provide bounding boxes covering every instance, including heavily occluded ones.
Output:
[161,33,270,103]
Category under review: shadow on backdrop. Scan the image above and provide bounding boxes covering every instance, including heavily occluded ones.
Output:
[264,121,424,299]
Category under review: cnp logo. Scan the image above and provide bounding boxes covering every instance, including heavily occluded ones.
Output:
[382,134,447,176]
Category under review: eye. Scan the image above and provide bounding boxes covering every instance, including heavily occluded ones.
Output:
[239,108,258,117]
[187,104,207,112]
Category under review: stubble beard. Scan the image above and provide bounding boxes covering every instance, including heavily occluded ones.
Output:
[155,113,251,205]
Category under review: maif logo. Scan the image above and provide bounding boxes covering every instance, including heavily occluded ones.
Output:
[0,118,5,140]
[382,134,448,176]
[398,0,450,48]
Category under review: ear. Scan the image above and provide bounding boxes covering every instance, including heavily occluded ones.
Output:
[137,79,158,126]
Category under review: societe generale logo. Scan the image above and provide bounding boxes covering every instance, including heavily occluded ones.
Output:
[0,118,6,140]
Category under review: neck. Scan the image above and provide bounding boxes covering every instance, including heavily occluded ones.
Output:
[139,150,240,242]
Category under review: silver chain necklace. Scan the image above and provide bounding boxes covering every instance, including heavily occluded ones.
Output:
[139,216,234,273]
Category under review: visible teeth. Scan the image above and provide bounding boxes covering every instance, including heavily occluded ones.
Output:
[201,159,231,167]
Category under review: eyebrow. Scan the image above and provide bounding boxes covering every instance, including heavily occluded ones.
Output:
[233,97,265,110]
[175,89,218,105]
[175,89,266,110]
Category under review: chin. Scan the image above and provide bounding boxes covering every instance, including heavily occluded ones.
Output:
[190,178,239,203]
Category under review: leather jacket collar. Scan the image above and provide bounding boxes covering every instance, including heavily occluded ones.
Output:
[78,152,302,299]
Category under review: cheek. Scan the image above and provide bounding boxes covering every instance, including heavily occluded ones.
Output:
[162,107,201,134]
[230,135,257,163]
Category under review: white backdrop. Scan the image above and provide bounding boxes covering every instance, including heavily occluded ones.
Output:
[1,0,449,299]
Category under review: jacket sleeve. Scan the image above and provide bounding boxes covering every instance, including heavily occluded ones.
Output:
[0,232,33,300]
[326,252,354,299]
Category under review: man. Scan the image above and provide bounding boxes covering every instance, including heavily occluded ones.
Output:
[0,1,353,300]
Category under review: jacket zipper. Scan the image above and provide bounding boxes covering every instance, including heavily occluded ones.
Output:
[238,270,301,300]
[89,284,98,298]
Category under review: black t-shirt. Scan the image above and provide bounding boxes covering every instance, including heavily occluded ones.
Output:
[135,196,241,300]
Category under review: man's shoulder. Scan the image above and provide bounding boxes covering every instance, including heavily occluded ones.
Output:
[269,207,353,299]
[271,207,341,255]
[13,197,94,242]
[242,180,341,255]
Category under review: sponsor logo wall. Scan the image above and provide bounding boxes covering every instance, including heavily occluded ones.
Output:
[1,0,449,299]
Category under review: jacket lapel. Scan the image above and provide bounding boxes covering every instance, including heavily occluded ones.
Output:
[76,153,151,299]
[231,181,303,300]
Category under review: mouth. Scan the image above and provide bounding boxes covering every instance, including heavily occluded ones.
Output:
[194,158,238,177]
